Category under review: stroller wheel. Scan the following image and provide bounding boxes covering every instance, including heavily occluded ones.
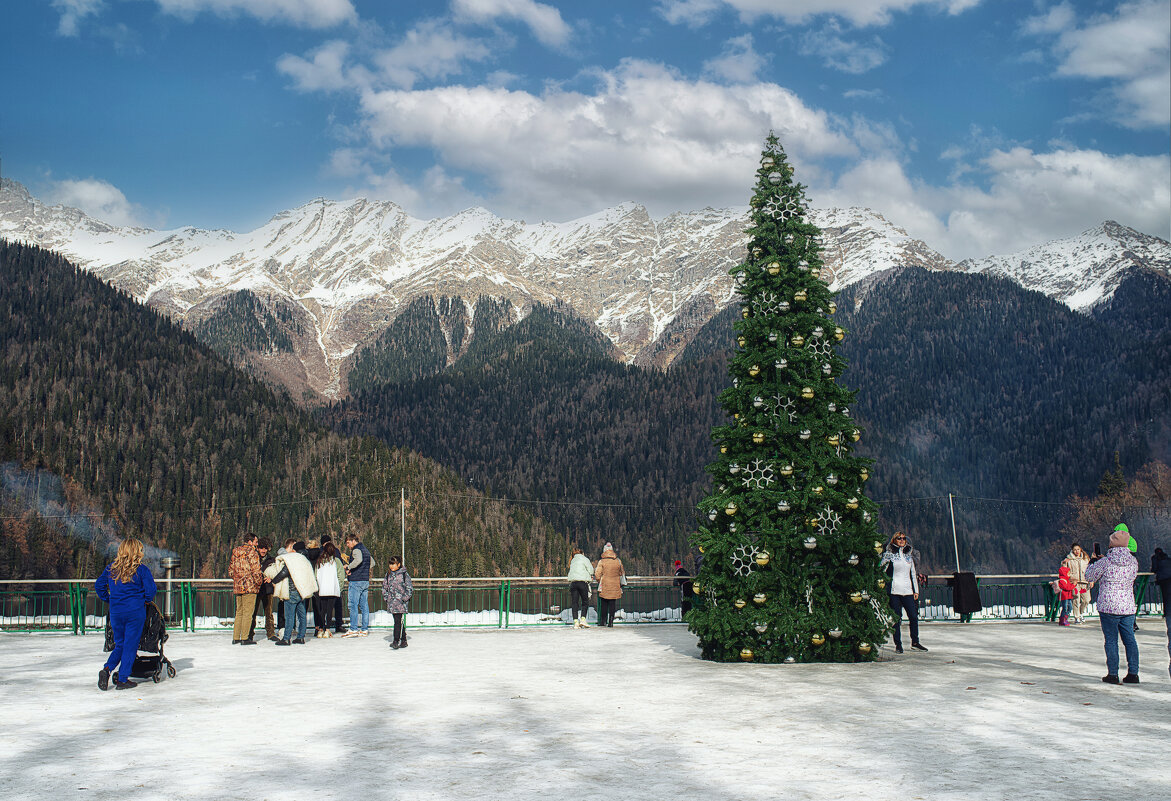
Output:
[167,665,176,678]
[153,672,162,683]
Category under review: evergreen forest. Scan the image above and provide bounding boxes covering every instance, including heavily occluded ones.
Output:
[0,241,566,579]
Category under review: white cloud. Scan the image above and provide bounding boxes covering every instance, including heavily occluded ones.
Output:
[799,20,888,73]
[452,0,572,48]
[44,178,152,227]
[1025,0,1170,128]
[823,146,1171,259]
[51,0,104,36]
[351,59,855,219]
[154,0,356,29]
[277,40,356,92]
[373,19,493,89]
[658,0,980,27]
[702,34,767,83]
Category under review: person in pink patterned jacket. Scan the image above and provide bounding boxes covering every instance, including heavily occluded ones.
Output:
[1084,528,1139,684]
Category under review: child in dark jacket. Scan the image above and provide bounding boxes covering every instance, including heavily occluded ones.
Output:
[1057,566,1075,626]
[94,538,157,690]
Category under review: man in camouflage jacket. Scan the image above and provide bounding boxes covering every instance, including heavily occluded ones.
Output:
[228,533,262,644]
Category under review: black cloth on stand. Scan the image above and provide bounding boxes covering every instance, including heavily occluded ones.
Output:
[947,571,982,614]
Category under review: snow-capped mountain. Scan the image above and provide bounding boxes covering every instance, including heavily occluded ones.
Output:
[959,221,1171,309]
[1,177,1166,399]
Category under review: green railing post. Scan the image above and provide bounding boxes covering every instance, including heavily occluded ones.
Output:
[68,583,78,635]
[1134,574,1150,613]
[503,580,511,629]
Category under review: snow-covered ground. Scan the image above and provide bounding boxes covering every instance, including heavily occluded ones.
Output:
[1,621,1168,801]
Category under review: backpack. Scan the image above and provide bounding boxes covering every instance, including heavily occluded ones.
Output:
[1049,579,1062,597]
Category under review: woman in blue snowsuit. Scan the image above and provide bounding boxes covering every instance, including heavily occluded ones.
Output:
[94,538,157,690]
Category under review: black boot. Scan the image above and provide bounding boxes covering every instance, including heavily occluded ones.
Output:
[115,677,138,690]
[99,667,110,691]
[390,639,400,649]
[399,636,408,648]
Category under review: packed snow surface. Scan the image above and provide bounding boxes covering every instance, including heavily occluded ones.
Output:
[0,621,1167,800]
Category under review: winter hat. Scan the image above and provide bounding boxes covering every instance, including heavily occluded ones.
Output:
[1108,530,1129,549]
[674,560,682,568]
[603,542,615,553]
[1113,523,1138,553]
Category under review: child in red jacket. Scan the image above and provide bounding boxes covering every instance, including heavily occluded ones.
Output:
[1057,566,1075,626]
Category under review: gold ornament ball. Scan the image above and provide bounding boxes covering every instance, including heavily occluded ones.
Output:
[768,261,781,275]
[692,582,701,594]
[877,579,887,590]
[849,591,863,603]
[734,598,747,610]
[828,301,837,314]
[834,327,845,341]
[846,497,859,509]
[794,290,807,302]
[811,633,826,646]
[802,387,815,399]
[740,648,755,661]
[720,445,727,454]
[742,309,750,319]
[791,334,805,346]
[752,432,766,444]
[857,642,872,655]
[748,364,761,376]
[860,468,870,481]
[754,550,770,566]
[874,540,883,554]
[737,336,747,347]
[780,464,794,475]
[827,434,841,446]
[753,593,766,605]
[852,429,861,442]
[725,501,739,516]
[812,485,824,495]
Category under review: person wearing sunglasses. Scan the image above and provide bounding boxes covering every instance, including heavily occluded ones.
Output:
[881,531,928,654]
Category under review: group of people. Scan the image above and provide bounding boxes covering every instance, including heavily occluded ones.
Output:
[92,531,417,691]
[565,542,626,627]
[227,532,414,650]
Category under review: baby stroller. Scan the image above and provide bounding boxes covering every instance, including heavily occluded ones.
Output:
[103,601,176,683]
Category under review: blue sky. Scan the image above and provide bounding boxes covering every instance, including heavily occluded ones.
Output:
[1,0,1167,259]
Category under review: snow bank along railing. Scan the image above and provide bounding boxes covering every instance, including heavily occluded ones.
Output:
[0,574,1161,634]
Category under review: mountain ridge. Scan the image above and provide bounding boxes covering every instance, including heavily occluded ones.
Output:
[2,177,1167,400]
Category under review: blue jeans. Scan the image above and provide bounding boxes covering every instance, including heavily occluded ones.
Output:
[105,610,147,678]
[283,586,307,642]
[888,594,919,647]
[348,580,370,631]
[1060,599,1072,617]
[1099,613,1139,677]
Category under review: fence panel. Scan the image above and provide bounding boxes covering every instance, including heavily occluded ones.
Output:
[1,574,1162,634]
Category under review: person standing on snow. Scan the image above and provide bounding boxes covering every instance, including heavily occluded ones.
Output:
[228,532,262,645]
[594,543,625,627]
[382,556,413,649]
[566,547,594,628]
[343,533,374,637]
[881,532,928,654]
[1062,543,1092,623]
[94,537,157,690]
[1085,527,1140,684]
[265,538,318,645]
[1055,566,1076,626]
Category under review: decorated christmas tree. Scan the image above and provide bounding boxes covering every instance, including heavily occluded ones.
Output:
[688,134,891,663]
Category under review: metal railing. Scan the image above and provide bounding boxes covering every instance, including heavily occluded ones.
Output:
[0,574,1162,634]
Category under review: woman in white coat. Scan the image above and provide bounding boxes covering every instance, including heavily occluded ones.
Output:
[264,539,318,645]
[313,541,343,637]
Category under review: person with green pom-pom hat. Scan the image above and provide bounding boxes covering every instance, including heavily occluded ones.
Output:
[1112,523,1141,632]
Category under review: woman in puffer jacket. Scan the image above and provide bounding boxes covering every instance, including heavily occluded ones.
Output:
[1062,543,1092,623]
[593,543,625,627]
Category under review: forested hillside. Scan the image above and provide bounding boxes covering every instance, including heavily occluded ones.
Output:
[326,267,1171,573]
[191,289,299,360]
[0,241,564,579]
[327,303,722,572]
